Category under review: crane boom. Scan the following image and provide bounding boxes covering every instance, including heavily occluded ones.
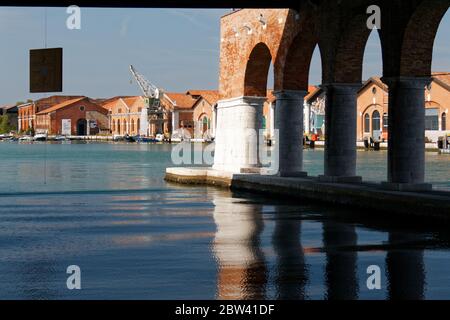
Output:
[129,65,160,99]
[129,65,165,136]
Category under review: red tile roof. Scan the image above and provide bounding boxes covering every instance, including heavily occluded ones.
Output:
[36,97,86,115]
[304,85,320,101]
[122,96,140,108]
[432,72,450,89]
[186,90,220,106]
[164,92,198,110]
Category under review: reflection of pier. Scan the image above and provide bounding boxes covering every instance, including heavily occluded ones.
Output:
[323,223,358,300]
[212,198,267,300]
[272,210,307,300]
[386,233,425,300]
[211,195,432,300]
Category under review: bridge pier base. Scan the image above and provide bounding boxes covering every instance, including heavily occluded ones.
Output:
[319,83,362,183]
[274,90,307,177]
[381,77,432,192]
[212,96,266,173]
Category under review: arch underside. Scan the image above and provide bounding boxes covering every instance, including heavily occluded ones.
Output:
[243,43,272,97]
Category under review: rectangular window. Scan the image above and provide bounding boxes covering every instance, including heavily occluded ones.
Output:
[425,108,439,131]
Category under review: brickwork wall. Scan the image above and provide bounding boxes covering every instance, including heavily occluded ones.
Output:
[219,2,449,100]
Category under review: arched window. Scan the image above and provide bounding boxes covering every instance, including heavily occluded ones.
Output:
[442,113,447,131]
[131,119,135,132]
[364,114,370,133]
[137,118,140,133]
[112,119,115,131]
[372,111,381,132]
[117,120,120,134]
[123,119,127,133]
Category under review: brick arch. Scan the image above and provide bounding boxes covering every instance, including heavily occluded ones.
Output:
[400,0,450,76]
[281,26,320,91]
[333,12,374,83]
[243,42,273,97]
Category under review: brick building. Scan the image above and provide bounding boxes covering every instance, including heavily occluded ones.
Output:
[17,96,83,132]
[187,90,220,138]
[103,96,147,136]
[35,97,109,135]
[162,92,198,137]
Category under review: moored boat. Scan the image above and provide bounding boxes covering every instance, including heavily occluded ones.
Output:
[33,133,47,141]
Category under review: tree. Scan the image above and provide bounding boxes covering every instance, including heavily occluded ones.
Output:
[0,115,12,134]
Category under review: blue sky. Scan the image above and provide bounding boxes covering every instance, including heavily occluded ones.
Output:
[0,7,449,104]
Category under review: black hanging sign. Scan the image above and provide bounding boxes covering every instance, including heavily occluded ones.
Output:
[30,47,63,93]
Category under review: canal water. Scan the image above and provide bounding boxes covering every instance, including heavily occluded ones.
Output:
[0,142,449,299]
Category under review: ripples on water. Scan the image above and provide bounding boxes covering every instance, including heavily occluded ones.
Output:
[0,142,449,299]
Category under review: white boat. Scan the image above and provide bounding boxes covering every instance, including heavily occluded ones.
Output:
[19,136,33,141]
[54,135,68,141]
[155,134,165,142]
[33,133,47,141]
[113,134,124,142]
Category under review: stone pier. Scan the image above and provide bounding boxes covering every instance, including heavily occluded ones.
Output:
[212,96,266,173]
[382,77,432,192]
[319,83,362,183]
[274,90,307,177]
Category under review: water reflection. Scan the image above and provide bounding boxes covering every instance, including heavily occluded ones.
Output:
[386,232,426,300]
[17,259,59,300]
[212,197,267,300]
[211,194,435,300]
[272,210,308,300]
[323,222,359,300]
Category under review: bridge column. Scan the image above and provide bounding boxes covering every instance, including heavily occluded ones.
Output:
[381,77,432,191]
[319,83,362,183]
[213,96,265,173]
[274,90,307,177]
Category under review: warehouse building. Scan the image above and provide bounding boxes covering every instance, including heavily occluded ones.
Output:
[35,97,109,135]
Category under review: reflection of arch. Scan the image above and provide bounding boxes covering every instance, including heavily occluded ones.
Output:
[244,42,272,97]
[76,119,87,136]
